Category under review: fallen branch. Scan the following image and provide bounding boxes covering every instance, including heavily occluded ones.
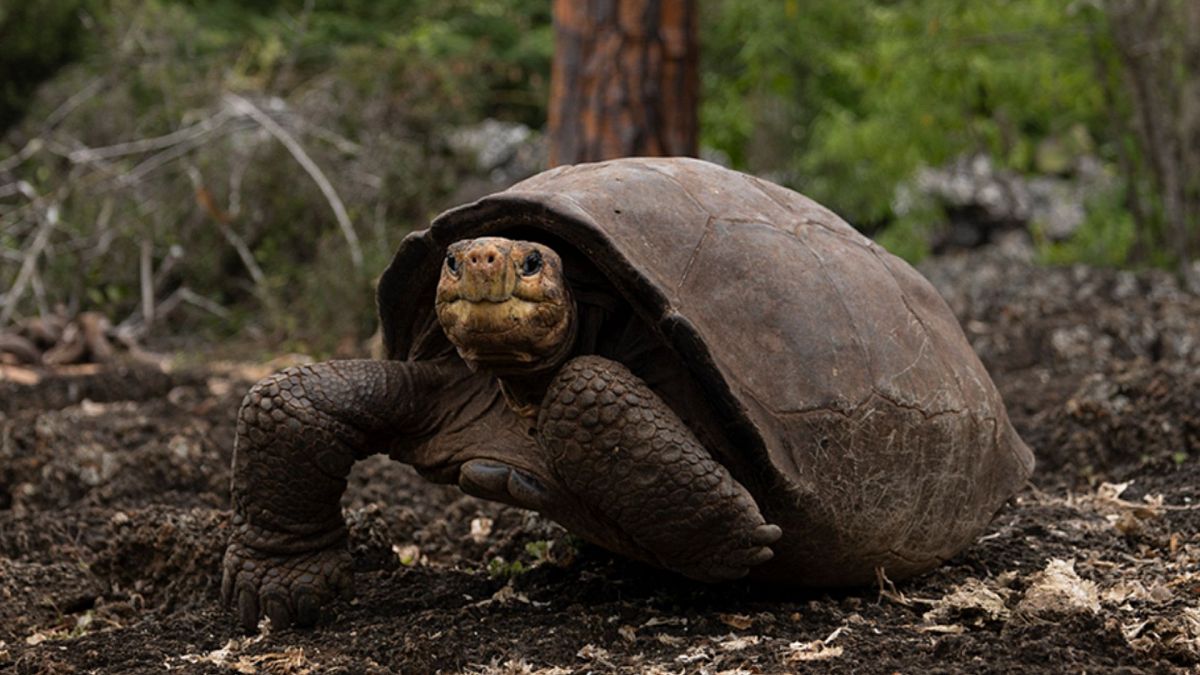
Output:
[44,311,113,365]
[223,92,364,270]
[876,566,910,606]
[0,332,41,364]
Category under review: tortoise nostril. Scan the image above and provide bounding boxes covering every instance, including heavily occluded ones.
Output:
[487,255,495,264]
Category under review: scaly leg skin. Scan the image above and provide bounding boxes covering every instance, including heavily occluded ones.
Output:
[222,359,441,631]
[538,356,782,582]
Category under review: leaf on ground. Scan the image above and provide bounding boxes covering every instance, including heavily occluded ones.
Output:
[716,634,761,652]
[923,577,1011,626]
[1017,559,1100,619]
[920,624,965,634]
[784,640,844,663]
[575,644,612,662]
[718,613,753,630]
[675,645,712,664]
[470,517,494,544]
[641,616,687,628]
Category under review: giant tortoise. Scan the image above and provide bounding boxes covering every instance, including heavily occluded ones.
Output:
[222,157,1034,630]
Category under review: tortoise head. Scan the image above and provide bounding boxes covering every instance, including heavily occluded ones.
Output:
[435,237,576,373]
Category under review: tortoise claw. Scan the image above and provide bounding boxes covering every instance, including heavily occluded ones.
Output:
[459,459,549,510]
[751,524,783,546]
[222,539,353,632]
[236,586,260,632]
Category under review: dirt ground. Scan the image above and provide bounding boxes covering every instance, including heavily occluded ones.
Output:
[3,237,1200,674]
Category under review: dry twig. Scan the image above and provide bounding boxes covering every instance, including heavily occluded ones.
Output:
[68,110,232,164]
[224,92,364,270]
[1,202,60,327]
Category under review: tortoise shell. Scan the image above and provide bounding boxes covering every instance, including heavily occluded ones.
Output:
[378,157,1033,585]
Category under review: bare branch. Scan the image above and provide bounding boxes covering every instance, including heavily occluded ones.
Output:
[43,77,108,130]
[0,180,37,200]
[29,266,48,319]
[0,203,60,327]
[119,133,213,185]
[140,240,155,327]
[177,287,231,319]
[68,110,232,164]
[185,165,267,289]
[223,92,364,270]
[0,139,44,174]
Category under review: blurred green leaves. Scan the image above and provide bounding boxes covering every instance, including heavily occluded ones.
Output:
[702,0,1112,258]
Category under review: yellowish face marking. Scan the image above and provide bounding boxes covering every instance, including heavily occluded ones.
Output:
[435,237,574,371]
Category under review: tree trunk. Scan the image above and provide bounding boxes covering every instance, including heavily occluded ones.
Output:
[1104,0,1200,270]
[548,0,698,167]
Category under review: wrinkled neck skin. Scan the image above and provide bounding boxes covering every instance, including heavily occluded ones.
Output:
[480,292,577,418]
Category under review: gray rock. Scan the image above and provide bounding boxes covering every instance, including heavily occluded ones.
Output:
[897,153,1117,250]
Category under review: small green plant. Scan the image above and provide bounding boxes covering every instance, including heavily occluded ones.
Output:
[523,540,551,564]
[486,556,527,578]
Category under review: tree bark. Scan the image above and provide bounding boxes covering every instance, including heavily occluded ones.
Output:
[548,0,698,167]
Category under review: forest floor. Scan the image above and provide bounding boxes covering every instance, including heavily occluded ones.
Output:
[3,237,1200,674]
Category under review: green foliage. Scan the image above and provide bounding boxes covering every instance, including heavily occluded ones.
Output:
[702,0,1114,260]
[1037,187,1139,269]
[875,209,940,266]
[523,540,551,561]
[177,0,552,125]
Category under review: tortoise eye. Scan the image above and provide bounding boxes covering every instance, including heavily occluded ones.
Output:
[520,250,543,276]
[445,253,460,276]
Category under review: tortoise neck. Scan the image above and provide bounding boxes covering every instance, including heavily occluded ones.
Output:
[492,298,583,418]
[496,372,557,419]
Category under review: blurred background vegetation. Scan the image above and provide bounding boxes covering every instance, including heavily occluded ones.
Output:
[1,0,1196,355]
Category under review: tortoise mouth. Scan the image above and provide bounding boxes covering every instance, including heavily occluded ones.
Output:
[437,297,554,335]
[436,296,575,372]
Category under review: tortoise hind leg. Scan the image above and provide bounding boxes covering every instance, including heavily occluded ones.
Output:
[538,356,781,582]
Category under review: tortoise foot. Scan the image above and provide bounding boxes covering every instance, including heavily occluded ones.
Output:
[693,522,782,582]
[222,536,353,632]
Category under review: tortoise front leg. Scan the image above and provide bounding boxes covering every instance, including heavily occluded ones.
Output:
[222,359,446,631]
[538,356,781,582]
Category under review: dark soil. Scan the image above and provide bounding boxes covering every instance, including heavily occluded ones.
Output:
[3,239,1199,673]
